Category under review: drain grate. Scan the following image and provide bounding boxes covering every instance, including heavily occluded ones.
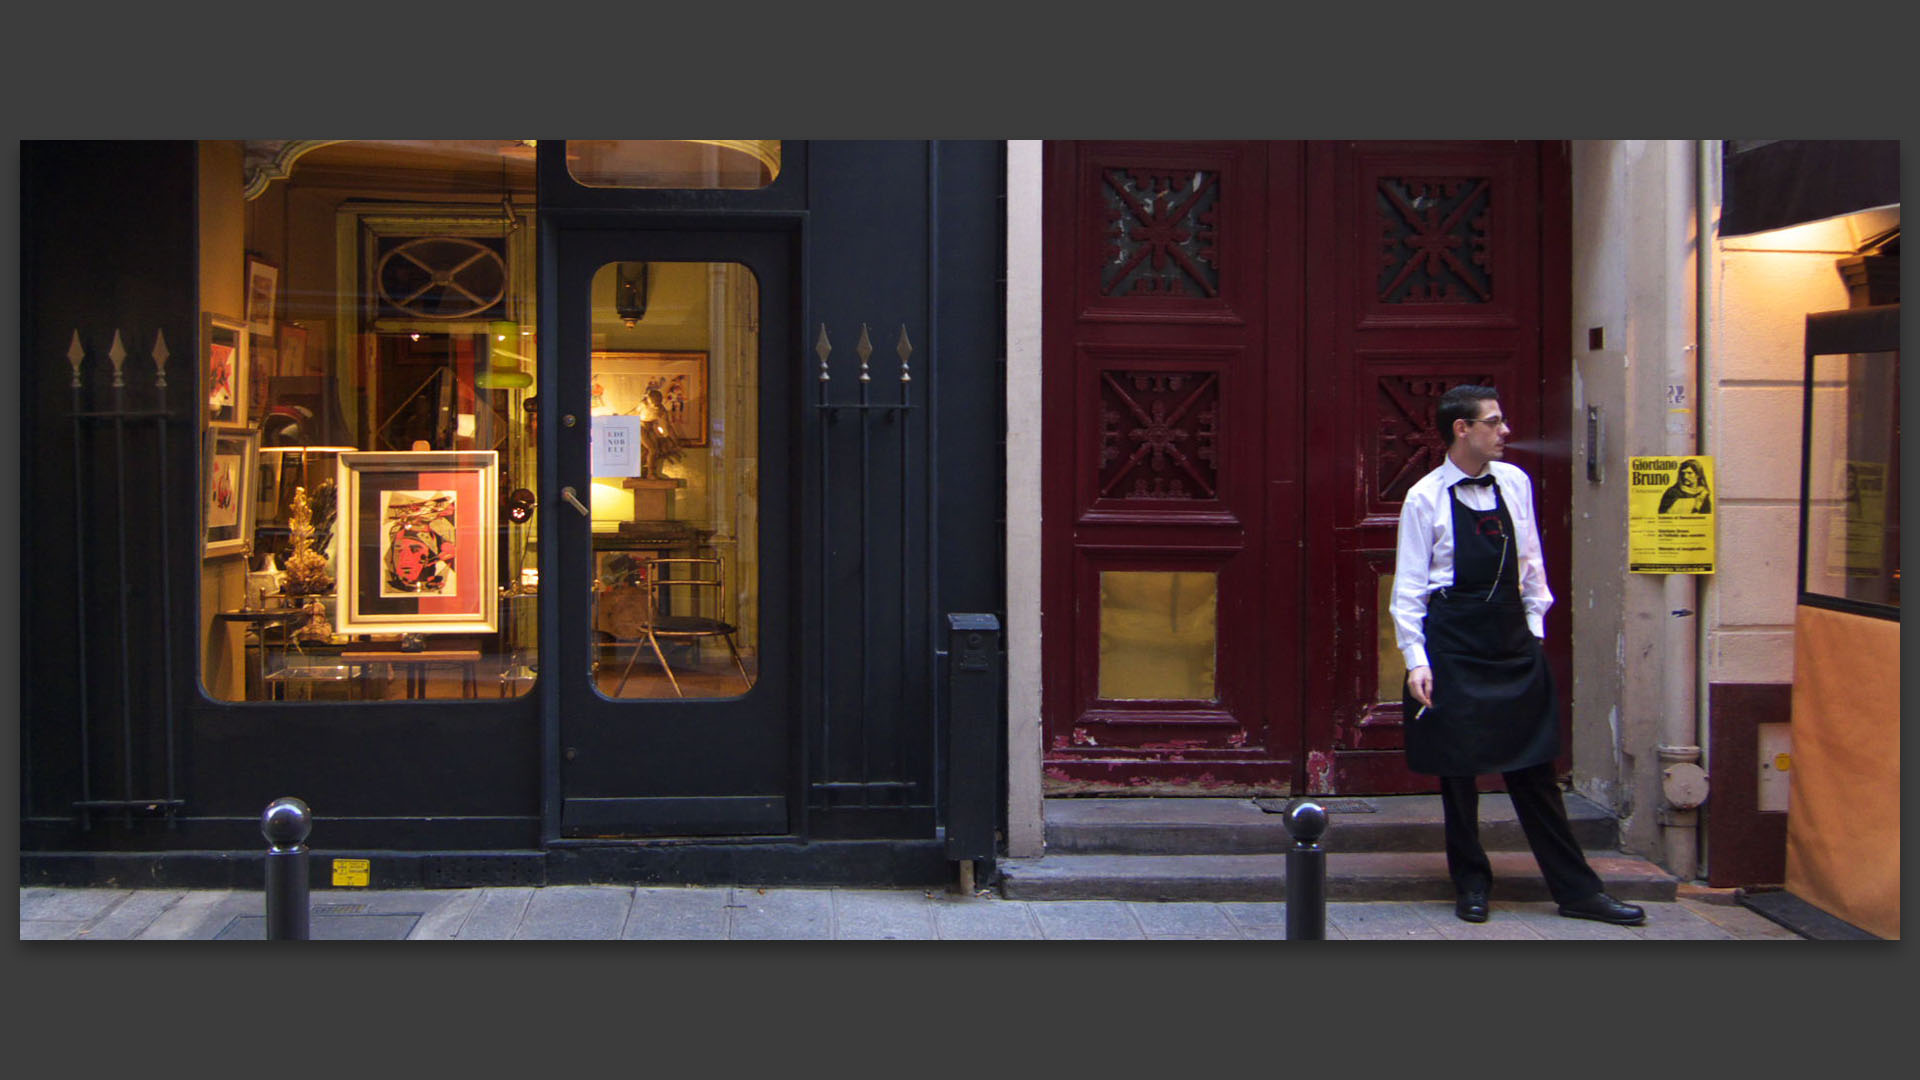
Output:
[312,903,367,915]
[1252,797,1376,814]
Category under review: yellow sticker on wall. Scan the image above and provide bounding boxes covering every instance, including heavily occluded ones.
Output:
[332,858,371,887]
[1628,455,1716,574]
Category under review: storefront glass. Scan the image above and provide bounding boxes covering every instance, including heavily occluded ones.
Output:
[586,261,760,699]
[200,139,539,702]
[565,140,781,190]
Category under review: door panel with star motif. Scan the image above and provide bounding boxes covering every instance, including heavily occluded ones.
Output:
[1042,140,1569,796]
[1042,141,1302,793]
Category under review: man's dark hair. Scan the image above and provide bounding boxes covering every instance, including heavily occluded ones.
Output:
[1436,384,1499,447]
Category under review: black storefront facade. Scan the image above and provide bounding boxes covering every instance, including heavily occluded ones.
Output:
[20,140,1007,889]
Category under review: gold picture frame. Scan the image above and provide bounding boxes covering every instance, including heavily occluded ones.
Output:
[335,450,499,635]
[589,351,708,446]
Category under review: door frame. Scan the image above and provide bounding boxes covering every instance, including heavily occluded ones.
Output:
[1039,140,1573,797]
[537,216,805,842]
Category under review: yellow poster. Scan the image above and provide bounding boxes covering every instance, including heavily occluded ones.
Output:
[1628,455,1716,574]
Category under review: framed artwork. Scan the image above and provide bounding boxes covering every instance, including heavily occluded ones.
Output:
[255,446,283,526]
[203,312,249,429]
[336,450,499,634]
[589,351,709,446]
[246,258,279,337]
[278,323,310,377]
[249,333,275,417]
[204,428,261,559]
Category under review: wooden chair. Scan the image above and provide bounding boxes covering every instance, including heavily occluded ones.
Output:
[598,556,752,698]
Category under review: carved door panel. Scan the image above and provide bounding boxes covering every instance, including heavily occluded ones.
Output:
[1043,140,1569,797]
[1042,142,1304,793]
[1300,141,1571,795]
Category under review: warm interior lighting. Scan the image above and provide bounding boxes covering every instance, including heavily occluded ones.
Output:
[475,318,534,389]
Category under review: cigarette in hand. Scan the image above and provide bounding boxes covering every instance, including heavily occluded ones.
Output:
[1414,704,1429,721]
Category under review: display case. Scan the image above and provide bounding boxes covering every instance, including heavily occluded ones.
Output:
[1797,304,1901,618]
[1784,302,1901,940]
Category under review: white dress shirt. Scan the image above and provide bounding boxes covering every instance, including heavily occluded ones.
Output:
[1391,458,1553,671]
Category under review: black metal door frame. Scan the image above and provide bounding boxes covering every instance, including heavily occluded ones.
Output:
[539,219,803,841]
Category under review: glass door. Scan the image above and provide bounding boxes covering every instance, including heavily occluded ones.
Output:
[552,228,795,837]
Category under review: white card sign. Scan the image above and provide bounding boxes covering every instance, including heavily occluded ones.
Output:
[591,415,643,477]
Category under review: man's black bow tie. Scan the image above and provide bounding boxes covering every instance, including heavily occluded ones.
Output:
[1456,473,1497,488]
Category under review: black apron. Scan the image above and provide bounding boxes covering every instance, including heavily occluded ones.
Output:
[1402,477,1558,776]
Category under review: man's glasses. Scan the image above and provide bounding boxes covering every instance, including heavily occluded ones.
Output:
[1466,416,1506,427]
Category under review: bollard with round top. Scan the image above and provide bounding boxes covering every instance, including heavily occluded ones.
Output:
[1283,799,1327,940]
[261,797,312,940]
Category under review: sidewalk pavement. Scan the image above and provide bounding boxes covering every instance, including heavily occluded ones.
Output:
[20,884,1804,941]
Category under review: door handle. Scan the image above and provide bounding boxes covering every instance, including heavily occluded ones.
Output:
[560,486,590,517]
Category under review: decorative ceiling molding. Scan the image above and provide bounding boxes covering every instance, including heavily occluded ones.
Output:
[242,140,344,200]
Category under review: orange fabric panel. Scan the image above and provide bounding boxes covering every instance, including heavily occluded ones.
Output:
[1785,604,1900,939]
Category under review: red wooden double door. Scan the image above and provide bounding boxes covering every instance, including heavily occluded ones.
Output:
[1041,141,1571,796]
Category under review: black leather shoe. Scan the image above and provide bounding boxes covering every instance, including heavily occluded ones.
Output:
[1455,889,1490,923]
[1557,892,1646,926]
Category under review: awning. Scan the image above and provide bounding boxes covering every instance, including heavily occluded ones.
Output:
[1719,140,1900,237]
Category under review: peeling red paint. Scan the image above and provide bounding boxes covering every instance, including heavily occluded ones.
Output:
[1226,731,1247,747]
[1044,767,1073,781]
[1139,739,1207,751]
[1071,728,1097,747]
[1306,751,1335,794]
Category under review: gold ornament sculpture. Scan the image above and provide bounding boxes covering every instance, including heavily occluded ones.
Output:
[282,485,334,596]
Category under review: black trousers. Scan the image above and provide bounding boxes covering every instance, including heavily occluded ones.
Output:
[1439,761,1604,905]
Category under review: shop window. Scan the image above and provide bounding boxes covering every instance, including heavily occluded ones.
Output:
[1097,570,1218,701]
[1800,306,1901,618]
[587,261,760,700]
[565,140,781,190]
[200,139,539,703]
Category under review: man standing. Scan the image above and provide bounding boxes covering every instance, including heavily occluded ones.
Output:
[1391,385,1645,926]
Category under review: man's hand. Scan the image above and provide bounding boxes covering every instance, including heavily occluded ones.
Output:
[1406,665,1433,709]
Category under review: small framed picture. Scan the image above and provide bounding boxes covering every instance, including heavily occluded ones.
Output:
[204,312,249,429]
[245,257,279,337]
[278,323,310,378]
[204,427,261,559]
[336,450,500,635]
[589,351,709,446]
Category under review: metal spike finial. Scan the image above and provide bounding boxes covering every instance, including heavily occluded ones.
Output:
[896,324,913,383]
[152,329,171,388]
[108,330,128,388]
[814,324,832,382]
[855,323,873,383]
[66,330,85,388]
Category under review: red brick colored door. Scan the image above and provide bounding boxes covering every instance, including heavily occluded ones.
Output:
[1041,140,1570,796]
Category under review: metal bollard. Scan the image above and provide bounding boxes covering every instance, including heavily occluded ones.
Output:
[261,797,312,940]
[1284,800,1328,940]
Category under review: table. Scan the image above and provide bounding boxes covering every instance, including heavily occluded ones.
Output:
[340,646,482,699]
[212,608,311,700]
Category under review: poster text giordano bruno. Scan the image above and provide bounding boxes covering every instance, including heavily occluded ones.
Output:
[1632,458,1683,484]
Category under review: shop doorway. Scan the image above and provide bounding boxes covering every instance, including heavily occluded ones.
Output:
[551,228,798,836]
